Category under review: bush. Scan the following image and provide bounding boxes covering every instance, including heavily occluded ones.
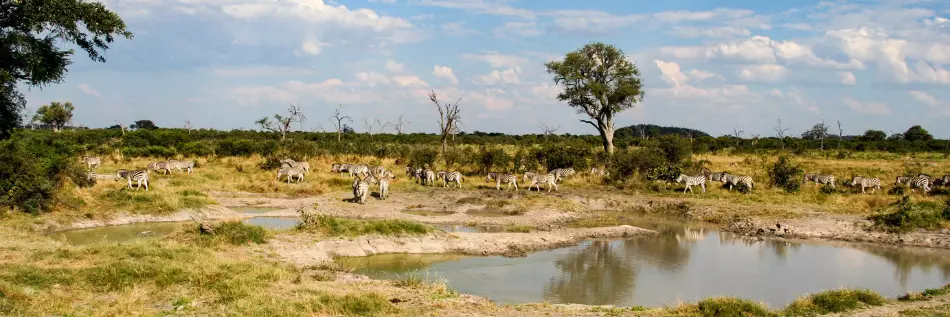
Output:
[768,155,802,193]
[696,297,773,317]
[408,147,438,168]
[204,221,268,245]
[477,146,511,173]
[784,289,885,316]
[0,133,89,213]
[298,214,431,236]
[869,196,946,233]
[258,156,284,170]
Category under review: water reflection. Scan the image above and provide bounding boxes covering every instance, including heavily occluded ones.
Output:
[339,216,950,308]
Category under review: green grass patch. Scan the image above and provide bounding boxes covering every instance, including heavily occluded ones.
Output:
[176,221,268,246]
[898,304,950,317]
[900,284,950,301]
[504,225,533,233]
[783,289,886,316]
[869,196,950,233]
[298,214,432,237]
[693,297,774,317]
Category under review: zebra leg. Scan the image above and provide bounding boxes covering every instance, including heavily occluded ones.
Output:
[127,178,134,190]
[683,185,690,194]
[143,179,149,191]
[701,183,706,193]
[553,181,558,192]
[513,181,518,191]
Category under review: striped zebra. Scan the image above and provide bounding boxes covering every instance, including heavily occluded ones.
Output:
[377,171,394,200]
[551,168,576,183]
[488,173,518,191]
[116,169,149,191]
[522,172,536,183]
[436,171,447,180]
[722,174,753,191]
[675,174,706,194]
[370,166,386,177]
[410,168,423,183]
[706,171,728,184]
[909,176,932,194]
[421,169,436,186]
[331,163,342,173]
[82,156,101,169]
[934,175,950,187]
[442,172,464,188]
[849,176,882,194]
[168,160,195,174]
[895,175,913,186]
[803,173,836,189]
[280,158,296,167]
[353,176,369,204]
[147,161,171,175]
[348,164,370,177]
[337,163,352,176]
[526,173,558,192]
[276,166,305,183]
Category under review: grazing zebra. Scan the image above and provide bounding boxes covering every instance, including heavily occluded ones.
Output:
[370,166,386,177]
[147,161,171,175]
[442,172,464,188]
[895,175,913,186]
[803,173,836,189]
[337,163,352,176]
[551,168,576,183]
[526,173,558,192]
[376,171,394,200]
[293,161,311,174]
[82,156,101,169]
[276,166,305,183]
[522,172,537,183]
[675,174,706,194]
[849,176,882,194]
[706,171,728,184]
[722,174,754,191]
[909,176,932,194]
[117,169,149,191]
[410,168,423,183]
[421,169,436,186]
[331,163,342,173]
[348,164,370,177]
[489,173,518,191]
[353,176,369,204]
[436,171,447,180]
[168,160,195,174]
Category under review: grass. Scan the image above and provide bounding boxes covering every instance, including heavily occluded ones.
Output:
[298,214,432,237]
[783,289,886,316]
[900,284,950,301]
[869,196,950,233]
[899,304,950,317]
[695,297,774,317]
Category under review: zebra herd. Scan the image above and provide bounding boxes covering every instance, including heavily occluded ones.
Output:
[672,166,949,195]
[673,168,756,194]
[81,156,198,192]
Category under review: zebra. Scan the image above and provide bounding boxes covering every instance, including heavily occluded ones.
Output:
[706,171,729,185]
[82,156,101,169]
[849,176,882,194]
[348,164,370,177]
[353,176,369,204]
[436,171,447,180]
[488,173,518,191]
[526,173,558,192]
[934,175,950,187]
[292,161,311,174]
[410,168,423,183]
[370,166,386,177]
[377,171,394,200]
[168,160,195,174]
[722,174,753,191]
[337,163,352,176]
[331,163,342,173]
[803,173,836,189]
[909,176,932,194]
[589,167,607,178]
[421,169,436,186]
[280,158,296,167]
[522,172,537,183]
[276,166,305,183]
[442,172,463,188]
[895,175,913,186]
[116,169,149,191]
[675,174,706,194]
[551,168,576,183]
[147,161,171,175]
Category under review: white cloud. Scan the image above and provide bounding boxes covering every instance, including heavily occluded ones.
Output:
[211,66,317,77]
[385,59,405,73]
[472,67,521,85]
[355,71,392,86]
[661,35,864,70]
[655,60,690,86]
[295,38,327,56]
[843,97,891,115]
[391,76,429,87]
[494,21,541,38]
[838,72,857,85]
[441,22,480,36]
[462,52,530,68]
[76,84,101,97]
[738,64,788,82]
[908,90,950,116]
[652,8,754,23]
[545,10,645,35]
[670,26,750,38]
[413,0,535,19]
[433,65,459,85]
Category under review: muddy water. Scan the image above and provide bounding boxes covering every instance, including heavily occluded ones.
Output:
[242,217,300,230]
[337,216,950,308]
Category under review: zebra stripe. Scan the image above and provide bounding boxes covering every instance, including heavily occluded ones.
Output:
[442,172,463,188]
[551,168,576,182]
[378,175,391,200]
[849,176,882,194]
[370,166,386,177]
[147,161,171,175]
[675,174,706,194]
[331,163,342,173]
[526,173,558,192]
[803,173,836,189]
[707,172,728,183]
[421,169,436,186]
[494,173,518,191]
[119,169,149,191]
[722,174,753,191]
[910,176,931,194]
[166,159,196,174]
[276,166,305,183]
[82,156,101,169]
[348,164,370,177]
[353,176,369,204]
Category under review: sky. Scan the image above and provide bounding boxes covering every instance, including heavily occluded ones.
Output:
[19,0,950,137]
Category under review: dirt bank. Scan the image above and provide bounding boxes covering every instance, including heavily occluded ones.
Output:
[267,225,656,267]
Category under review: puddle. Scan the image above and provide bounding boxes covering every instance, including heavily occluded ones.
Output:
[338,216,950,308]
[402,210,455,217]
[465,207,517,217]
[230,207,282,214]
[242,217,300,230]
[435,224,506,233]
[50,222,183,246]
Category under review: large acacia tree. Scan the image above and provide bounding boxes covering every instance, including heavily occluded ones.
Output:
[0,0,132,138]
[545,42,645,154]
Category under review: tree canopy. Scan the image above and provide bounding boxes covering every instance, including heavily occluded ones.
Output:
[0,0,132,138]
[545,42,645,154]
[131,119,158,130]
[32,101,74,131]
[903,125,933,142]
[861,129,887,142]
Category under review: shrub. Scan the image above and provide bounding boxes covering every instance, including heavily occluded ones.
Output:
[477,146,511,173]
[869,196,946,233]
[768,155,802,193]
[696,297,773,317]
[205,221,268,245]
[298,214,431,236]
[784,289,885,316]
[0,133,90,213]
[408,147,438,168]
[258,156,284,170]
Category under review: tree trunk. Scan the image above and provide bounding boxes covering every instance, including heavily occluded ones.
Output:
[337,130,341,142]
[441,135,448,154]
[280,130,286,141]
[600,123,615,154]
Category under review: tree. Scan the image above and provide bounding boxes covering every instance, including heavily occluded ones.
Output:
[428,90,462,154]
[184,120,192,135]
[773,119,790,150]
[0,0,132,139]
[545,42,645,154]
[836,121,843,149]
[538,123,561,138]
[131,119,157,130]
[255,104,305,141]
[33,101,74,131]
[903,125,933,142]
[802,121,829,150]
[861,129,886,141]
[113,120,126,136]
[393,114,409,135]
[328,104,352,142]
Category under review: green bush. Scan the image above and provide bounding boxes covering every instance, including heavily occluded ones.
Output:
[696,297,773,317]
[783,289,885,316]
[869,196,946,233]
[408,147,438,168]
[768,155,802,193]
[0,133,89,213]
[202,221,268,245]
[298,214,431,237]
[477,146,511,173]
[258,156,284,170]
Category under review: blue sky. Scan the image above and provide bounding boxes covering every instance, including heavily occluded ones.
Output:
[21,0,950,137]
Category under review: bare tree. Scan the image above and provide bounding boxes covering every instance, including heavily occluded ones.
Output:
[773,119,790,150]
[751,134,761,147]
[635,125,648,140]
[802,121,829,150]
[255,104,306,141]
[836,120,844,149]
[683,131,694,144]
[731,125,744,148]
[393,115,409,135]
[538,123,561,138]
[114,120,126,136]
[184,120,192,135]
[362,117,375,137]
[428,90,462,154]
[328,104,352,142]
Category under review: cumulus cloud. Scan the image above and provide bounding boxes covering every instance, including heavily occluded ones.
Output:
[76,84,101,97]
[472,67,521,85]
[433,65,459,85]
[908,90,950,116]
[385,59,405,73]
[738,64,788,82]
[843,97,891,115]
[838,72,856,85]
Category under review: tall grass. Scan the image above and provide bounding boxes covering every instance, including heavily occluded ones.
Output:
[298,214,432,237]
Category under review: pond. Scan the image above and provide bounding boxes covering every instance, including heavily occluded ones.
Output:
[336,216,950,308]
[242,217,300,230]
[229,206,282,214]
